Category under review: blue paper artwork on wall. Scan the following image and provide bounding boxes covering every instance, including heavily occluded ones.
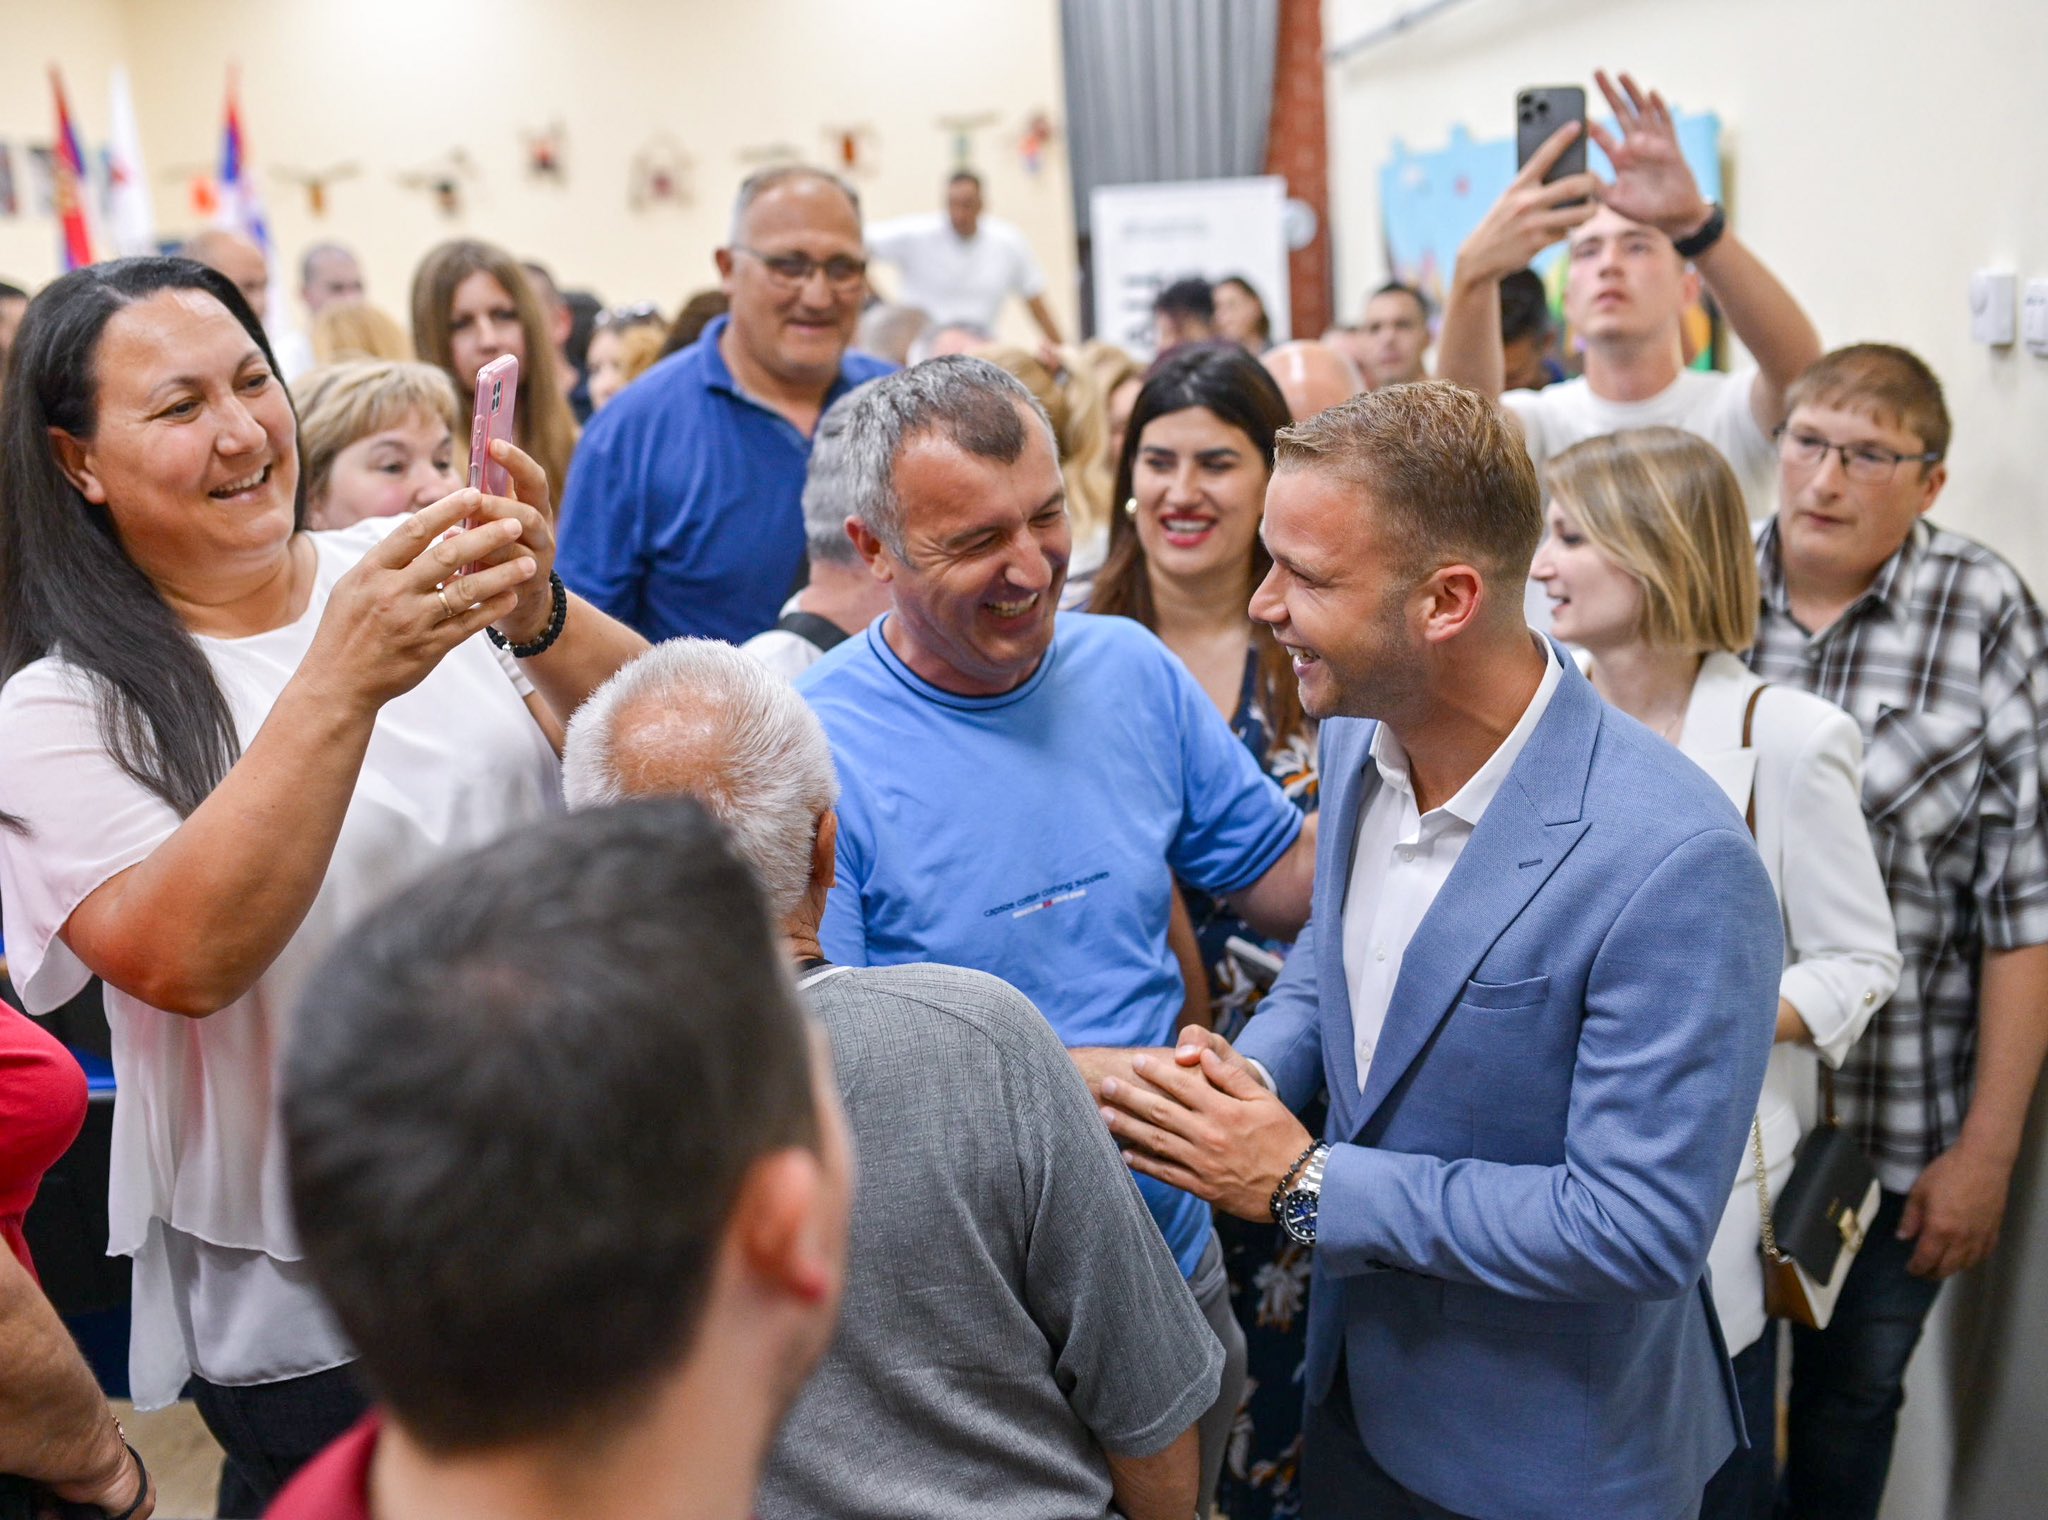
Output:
[1378,112,1723,369]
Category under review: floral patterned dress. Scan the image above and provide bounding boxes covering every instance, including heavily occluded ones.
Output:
[1180,649,1322,1519]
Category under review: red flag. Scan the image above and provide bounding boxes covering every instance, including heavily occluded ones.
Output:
[50,67,95,271]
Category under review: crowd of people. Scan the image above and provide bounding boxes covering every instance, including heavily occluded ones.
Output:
[0,64,2043,1520]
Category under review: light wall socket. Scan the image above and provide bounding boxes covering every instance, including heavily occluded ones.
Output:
[1971,270,2016,346]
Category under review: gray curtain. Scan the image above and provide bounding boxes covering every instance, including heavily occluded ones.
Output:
[1060,0,1280,238]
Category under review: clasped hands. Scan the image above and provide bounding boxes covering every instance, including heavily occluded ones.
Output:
[1083,1027,1314,1223]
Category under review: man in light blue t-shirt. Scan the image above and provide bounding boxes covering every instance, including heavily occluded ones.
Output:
[796,356,1315,1513]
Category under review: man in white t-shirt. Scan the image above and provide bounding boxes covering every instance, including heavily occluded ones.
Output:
[1437,69,1820,521]
[867,171,1062,344]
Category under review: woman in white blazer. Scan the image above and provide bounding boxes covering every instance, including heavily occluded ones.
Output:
[1533,428,1900,1520]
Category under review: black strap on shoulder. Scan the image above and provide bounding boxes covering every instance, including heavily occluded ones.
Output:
[776,610,851,653]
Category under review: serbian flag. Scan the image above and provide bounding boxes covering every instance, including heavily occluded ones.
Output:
[216,69,270,256]
[50,67,95,270]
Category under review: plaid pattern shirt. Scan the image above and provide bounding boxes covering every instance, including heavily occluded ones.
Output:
[1750,518,2048,1191]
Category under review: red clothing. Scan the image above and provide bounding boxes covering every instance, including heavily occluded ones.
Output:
[265,1413,381,1519]
[0,1000,87,1279]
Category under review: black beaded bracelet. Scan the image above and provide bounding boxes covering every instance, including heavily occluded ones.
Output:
[487,570,568,658]
[105,1439,150,1520]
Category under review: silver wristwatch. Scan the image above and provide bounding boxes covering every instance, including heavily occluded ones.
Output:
[1276,1143,1330,1247]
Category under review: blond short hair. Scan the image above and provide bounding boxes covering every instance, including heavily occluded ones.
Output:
[1544,427,1759,654]
[1275,381,1540,588]
[294,361,462,513]
[311,301,412,365]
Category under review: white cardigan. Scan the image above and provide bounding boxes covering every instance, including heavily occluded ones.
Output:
[1678,652,1902,1353]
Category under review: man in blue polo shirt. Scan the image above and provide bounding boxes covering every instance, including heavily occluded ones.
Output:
[796,357,1315,1514]
[555,166,895,643]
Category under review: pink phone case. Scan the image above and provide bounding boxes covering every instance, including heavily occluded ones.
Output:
[468,354,519,498]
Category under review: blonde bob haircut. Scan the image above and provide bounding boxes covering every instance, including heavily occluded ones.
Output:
[312,301,413,365]
[1544,427,1759,654]
[294,361,462,521]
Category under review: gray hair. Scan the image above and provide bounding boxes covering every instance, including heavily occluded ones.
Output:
[562,639,841,921]
[803,383,877,567]
[840,355,1057,557]
[300,241,357,286]
[729,165,861,244]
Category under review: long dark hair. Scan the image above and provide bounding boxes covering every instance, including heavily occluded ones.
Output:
[0,256,305,823]
[1090,342,1304,745]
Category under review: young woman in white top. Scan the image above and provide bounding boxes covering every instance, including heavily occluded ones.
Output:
[1533,427,1900,1520]
[0,258,647,1514]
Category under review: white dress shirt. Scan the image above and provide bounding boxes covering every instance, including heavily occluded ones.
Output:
[1340,641,1563,1091]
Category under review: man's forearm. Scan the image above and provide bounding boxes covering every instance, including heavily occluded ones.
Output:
[0,1248,130,1492]
[1691,229,1821,416]
[1435,272,1509,396]
[1223,818,1317,941]
[1105,1426,1199,1520]
[1026,294,1064,346]
[1957,943,2048,1163]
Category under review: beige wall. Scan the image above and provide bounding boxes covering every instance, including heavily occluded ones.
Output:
[1323,0,2048,591]
[5,0,1076,345]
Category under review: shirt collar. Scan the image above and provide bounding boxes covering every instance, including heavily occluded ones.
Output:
[1367,636,1563,827]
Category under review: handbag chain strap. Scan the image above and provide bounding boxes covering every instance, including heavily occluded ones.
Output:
[1739,682,1791,1264]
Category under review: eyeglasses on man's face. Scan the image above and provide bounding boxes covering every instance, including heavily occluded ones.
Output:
[732,246,868,291]
[1774,425,1941,485]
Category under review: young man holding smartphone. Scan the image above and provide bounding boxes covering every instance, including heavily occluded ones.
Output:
[1435,69,1821,522]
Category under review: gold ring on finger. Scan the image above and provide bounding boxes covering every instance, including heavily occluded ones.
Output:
[436,584,458,620]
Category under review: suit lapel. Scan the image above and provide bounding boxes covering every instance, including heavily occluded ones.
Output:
[1348,654,1602,1135]
[1313,722,1375,1130]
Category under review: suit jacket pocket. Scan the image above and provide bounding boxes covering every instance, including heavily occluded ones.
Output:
[1440,1279,1638,1336]
[1455,973,1551,1011]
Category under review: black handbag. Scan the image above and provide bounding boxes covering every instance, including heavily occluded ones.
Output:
[1735,683,1880,1330]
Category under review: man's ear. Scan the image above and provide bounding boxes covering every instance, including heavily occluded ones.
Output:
[47,430,107,505]
[845,517,894,584]
[1417,563,1487,645]
[809,808,839,902]
[714,247,737,290]
[729,1148,839,1305]
[1916,462,1948,519]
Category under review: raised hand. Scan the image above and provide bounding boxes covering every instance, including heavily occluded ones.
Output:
[1586,70,1713,241]
[1453,121,1602,283]
[301,492,536,712]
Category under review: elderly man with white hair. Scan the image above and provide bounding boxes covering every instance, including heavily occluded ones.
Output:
[562,638,1221,1520]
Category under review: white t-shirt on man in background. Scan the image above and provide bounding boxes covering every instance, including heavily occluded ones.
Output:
[1504,367,1778,520]
[866,212,1048,332]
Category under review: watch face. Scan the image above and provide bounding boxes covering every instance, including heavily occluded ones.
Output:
[1281,1188,1319,1244]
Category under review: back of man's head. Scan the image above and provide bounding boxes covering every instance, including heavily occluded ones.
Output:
[1261,339,1365,421]
[1784,342,1951,461]
[1276,380,1541,595]
[284,798,823,1453]
[1498,269,1551,347]
[562,642,841,922]
[837,354,1053,556]
[1154,276,1216,329]
[803,384,879,567]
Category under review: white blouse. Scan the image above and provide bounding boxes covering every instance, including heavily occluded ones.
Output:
[0,519,562,1404]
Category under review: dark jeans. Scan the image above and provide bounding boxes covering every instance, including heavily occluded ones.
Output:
[189,1363,369,1518]
[1778,1188,1944,1520]
[1701,1329,1779,1520]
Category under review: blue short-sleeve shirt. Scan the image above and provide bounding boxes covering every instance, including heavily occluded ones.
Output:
[799,611,1305,1273]
[554,315,895,643]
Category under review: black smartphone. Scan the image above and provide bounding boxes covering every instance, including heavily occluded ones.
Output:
[1516,86,1587,201]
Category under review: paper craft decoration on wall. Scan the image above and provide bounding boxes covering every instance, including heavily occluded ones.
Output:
[274,163,360,217]
[524,121,566,182]
[399,149,476,218]
[1017,111,1056,176]
[630,134,694,210]
[1378,112,1724,369]
[0,145,17,217]
[736,141,803,168]
[26,147,58,216]
[936,113,999,170]
[823,125,875,175]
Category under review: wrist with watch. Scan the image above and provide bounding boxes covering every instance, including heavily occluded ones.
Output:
[1671,202,1726,260]
[1271,1140,1331,1247]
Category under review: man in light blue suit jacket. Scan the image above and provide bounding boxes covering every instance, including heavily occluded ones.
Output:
[1099,385,1782,1519]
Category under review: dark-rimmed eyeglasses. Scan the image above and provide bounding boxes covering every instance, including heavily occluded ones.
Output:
[595,303,663,332]
[1773,426,1941,484]
[732,246,868,291]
